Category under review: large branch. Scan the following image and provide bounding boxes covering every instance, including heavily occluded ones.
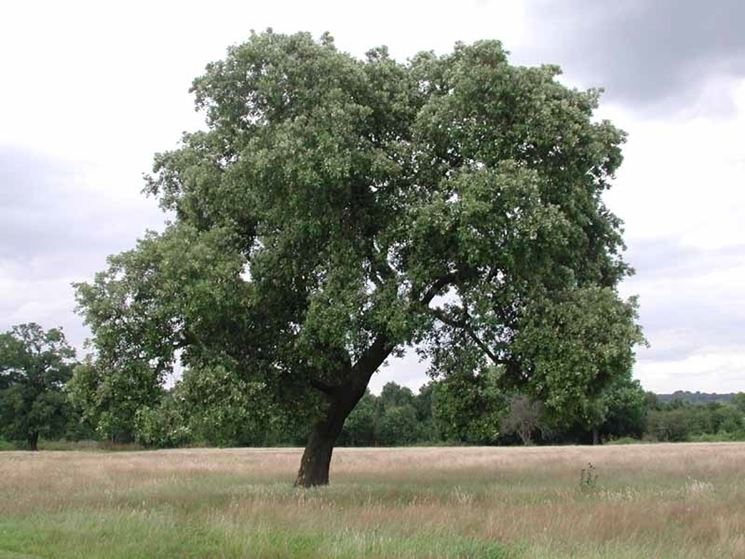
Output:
[418,270,463,306]
[430,307,506,366]
[309,378,341,397]
[350,335,392,389]
[342,270,469,398]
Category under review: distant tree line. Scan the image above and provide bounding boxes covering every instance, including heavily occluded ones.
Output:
[656,391,736,405]
[3,323,745,450]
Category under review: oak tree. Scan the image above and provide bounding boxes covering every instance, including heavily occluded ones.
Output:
[76,31,642,486]
[0,323,76,450]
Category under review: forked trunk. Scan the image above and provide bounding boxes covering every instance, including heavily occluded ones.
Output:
[28,431,39,451]
[295,401,348,487]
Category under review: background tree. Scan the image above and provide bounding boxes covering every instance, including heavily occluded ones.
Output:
[377,404,419,446]
[374,383,418,445]
[412,382,437,442]
[501,394,544,445]
[432,368,505,444]
[134,391,191,448]
[67,358,157,443]
[338,389,377,446]
[0,323,76,450]
[378,382,416,410]
[174,365,290,446]
[732,393,745,415]
[597,378,647,441]
[76,31,641,486]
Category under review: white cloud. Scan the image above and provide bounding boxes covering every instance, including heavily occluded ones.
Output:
[601,79,745,250]
[637,351,745,394]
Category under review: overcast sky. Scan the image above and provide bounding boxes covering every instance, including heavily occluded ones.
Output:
[2,0,743,394]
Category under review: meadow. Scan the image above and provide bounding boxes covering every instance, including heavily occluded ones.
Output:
[1,443,744,558]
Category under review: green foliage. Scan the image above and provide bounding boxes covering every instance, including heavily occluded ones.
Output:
[74,31,639,460]
[512,288,644,427]
[658,391,737,405]
[432,369,505,444]
[731,392,745,414]
[598,378,647,439]
[377,404,419,446]
[134,393,191,448]
[412,382,437,442]
[646,401,745,442]
[0,323,76,449]
[67,359,156,442]
[337,384,438,447]
[646,409,691,442]
[338,390,376,446]
[175,364,291,447]
[379,382,416,409]
[550,376,648,443]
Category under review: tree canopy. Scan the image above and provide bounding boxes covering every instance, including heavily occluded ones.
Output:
[75,31,642,486]
[0,323,76,450]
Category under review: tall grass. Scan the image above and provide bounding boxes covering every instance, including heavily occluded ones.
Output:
[1,444,744,557]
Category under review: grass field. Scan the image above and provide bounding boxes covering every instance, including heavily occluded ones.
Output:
[1,443,744,558]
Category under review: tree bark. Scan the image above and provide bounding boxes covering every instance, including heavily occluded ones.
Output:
[28,431,39,451]
[295,337,393,487]
[294,401,348,487]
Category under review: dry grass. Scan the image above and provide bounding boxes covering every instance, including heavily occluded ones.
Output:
[2,443,745,557]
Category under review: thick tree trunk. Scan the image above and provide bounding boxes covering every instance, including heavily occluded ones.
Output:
[28,431,39,451]
[295,335,397,487]
[295,361,383,487]
[295,400,350,487]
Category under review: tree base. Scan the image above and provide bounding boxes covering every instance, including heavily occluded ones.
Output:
[294,428,335,487]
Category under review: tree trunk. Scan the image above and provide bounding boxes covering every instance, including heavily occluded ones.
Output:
[28,431,39,451]
[295,335,395,487]
[592,427,600,445]
[518,426,533,446]
[295,400,349,487]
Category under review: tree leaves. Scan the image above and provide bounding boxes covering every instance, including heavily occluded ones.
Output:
[0,323,76,446]
[75,31,641,439]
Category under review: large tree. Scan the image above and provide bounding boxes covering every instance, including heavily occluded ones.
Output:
[0,323,76,450]
[76,31,642,486]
